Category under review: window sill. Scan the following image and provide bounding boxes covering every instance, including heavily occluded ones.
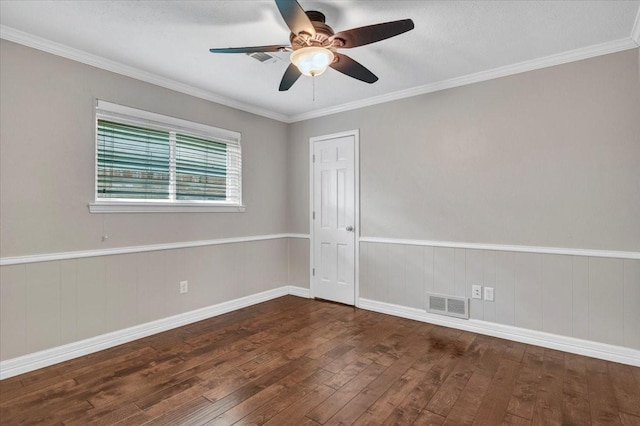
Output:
[88,202,246,213]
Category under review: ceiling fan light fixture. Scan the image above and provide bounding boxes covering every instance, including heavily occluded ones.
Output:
[290,46,334,77]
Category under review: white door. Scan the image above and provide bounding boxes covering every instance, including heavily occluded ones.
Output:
[311,132,357,305]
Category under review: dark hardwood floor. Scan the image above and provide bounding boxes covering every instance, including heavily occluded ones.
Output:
[1,296,639,425]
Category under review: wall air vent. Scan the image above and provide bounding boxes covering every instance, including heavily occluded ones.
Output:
[246,52,280,64]
[426,293,469,319]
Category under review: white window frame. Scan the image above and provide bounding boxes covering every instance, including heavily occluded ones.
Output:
[89,100,245,213]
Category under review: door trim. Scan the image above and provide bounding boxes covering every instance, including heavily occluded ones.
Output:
[309,129,360,307]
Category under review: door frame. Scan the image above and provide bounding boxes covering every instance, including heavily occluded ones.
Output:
[309,129,360,307]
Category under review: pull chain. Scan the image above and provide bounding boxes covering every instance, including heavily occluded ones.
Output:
[312,75,316,102]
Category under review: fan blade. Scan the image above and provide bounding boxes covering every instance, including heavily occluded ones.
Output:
[275,0,316,37]
[330,53,378,84]
[331,19,414,48]
[279,63,302,91]
[209,45,289,54]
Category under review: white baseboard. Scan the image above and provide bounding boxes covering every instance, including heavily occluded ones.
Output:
[288,285,311,298]
[3,287,636,380]
[359,298,640,367]
[0,286,291,380]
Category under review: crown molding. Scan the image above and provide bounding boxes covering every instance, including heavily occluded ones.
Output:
[2,25,638,125]
[0,25,290,123]
[632,6,640,45]
[287,37,638,123]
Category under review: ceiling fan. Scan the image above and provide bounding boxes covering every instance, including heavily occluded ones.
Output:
[209,0,415,91]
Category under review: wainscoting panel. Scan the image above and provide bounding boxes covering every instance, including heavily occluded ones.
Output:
[466,249,485,321]
[25,262,62,355]
[359,241,640,350]
[137,250,169,325]
[76,256,107,340]
[513,252,543,331]
[541,254,573,337]
[572,256,589,340]
[624,259,640,348]
[433,247,455,299]
[495,251,515,326]
[0,265,26,360]
[404,245,424,310]
[0,238,289,363]
[588,257,624,346]
[60,260,78,346]
[288,237,310,290]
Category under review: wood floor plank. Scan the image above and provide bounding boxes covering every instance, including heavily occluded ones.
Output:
[261,384,335,426]
[506,345,544,420]
[439,335,508,426]
[563,353,588,397]
[412,409,446,425]
[502,341,527,363]
[0,296,637,426]
[619,412,640,426]
[560,353,591,425]
[86,355,187,408]
[608,362,640,417]
[503,413,533,425]
[352,367,428,426]
[306,361,388,423]
[562,387,591,426]
[321,318,406,374]
[64,402,143,426]
[632,367,640,389]
[441,371,493,426]
[472,358,521,425]
[0,377,23,397]
[0,345,158,404]
[531,349,565,425]
[324,354,419,425]
[381,332,477,425]
[587,358,623,425]
[204,382,286,425]
[0,378,87,424]
[234,369,335,426]
[425,336,487,417]
[141,396,213,426]
[155,369,292,424]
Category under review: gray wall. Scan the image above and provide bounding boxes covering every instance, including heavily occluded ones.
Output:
[289,49,640,252]
[289,48,640,349]
[0,40,289,257]
[0,40,290,361]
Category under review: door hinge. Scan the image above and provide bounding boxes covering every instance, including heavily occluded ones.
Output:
[312,211,315,220]
[312,268,315,276]
[312,154,315,163]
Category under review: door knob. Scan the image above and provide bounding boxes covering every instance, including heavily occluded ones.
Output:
[346,226,354,232]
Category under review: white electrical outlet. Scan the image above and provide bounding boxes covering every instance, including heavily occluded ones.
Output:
[179,280,188,294]
[484,286,494,301]
[472,285,482,299]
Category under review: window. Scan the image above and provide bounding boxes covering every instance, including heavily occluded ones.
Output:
[90,100,243,213]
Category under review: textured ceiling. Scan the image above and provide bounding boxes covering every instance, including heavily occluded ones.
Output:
[1,1,639,122]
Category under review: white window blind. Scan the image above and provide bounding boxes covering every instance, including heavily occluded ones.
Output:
[97,120,171,199]
[92,100,243,212]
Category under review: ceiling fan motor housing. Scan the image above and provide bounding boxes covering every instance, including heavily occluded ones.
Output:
[289,10,341,52]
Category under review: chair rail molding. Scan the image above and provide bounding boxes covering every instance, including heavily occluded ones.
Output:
[359,236,640,260]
